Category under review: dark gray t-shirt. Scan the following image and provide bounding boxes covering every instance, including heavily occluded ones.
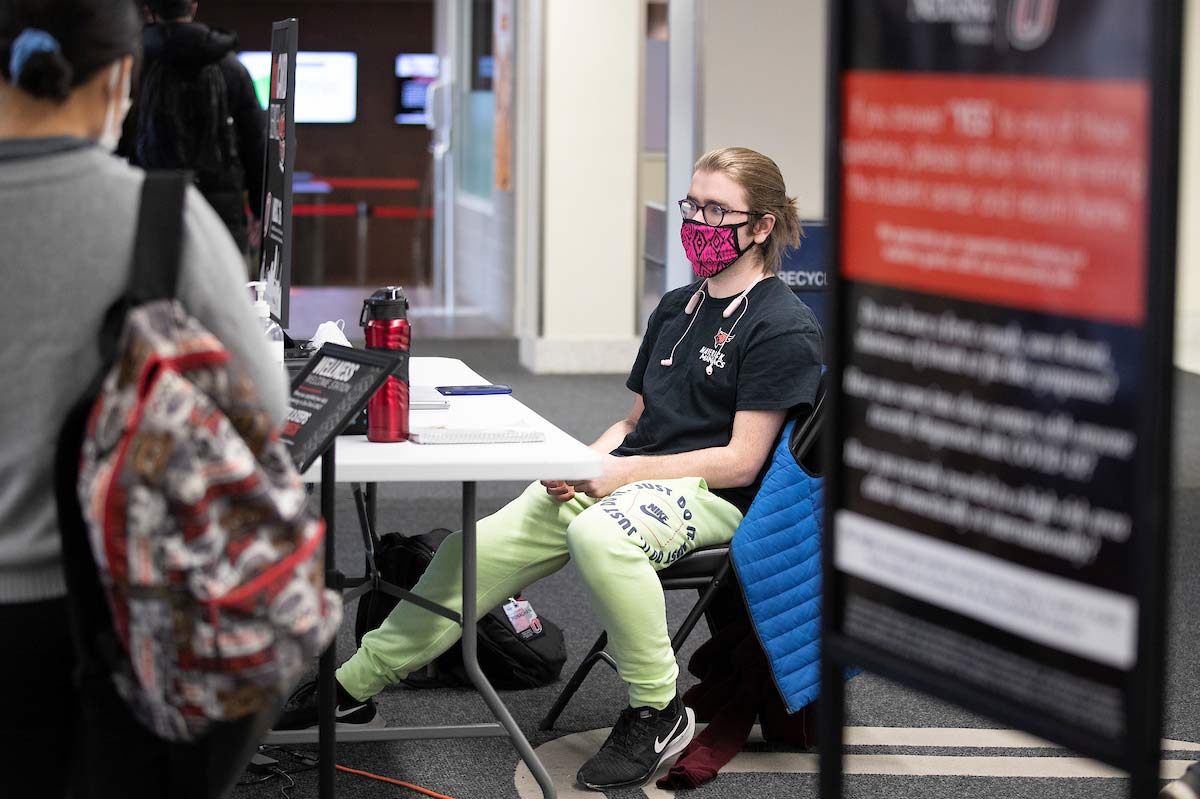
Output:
[618,277,824,513]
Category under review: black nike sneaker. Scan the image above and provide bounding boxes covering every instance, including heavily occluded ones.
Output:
[576,696,695,790]
[273,678,385,730]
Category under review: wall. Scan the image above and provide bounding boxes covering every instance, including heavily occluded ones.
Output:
[199,0,434,288]
[641,34,669,209]
[664,0,827,292]
[700,0,826,218]
[519,0,643,372]
[1177,0,1200,374]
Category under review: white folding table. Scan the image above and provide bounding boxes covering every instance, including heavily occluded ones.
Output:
[267,357,601,799]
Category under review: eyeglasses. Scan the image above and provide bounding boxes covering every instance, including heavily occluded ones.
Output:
[677,198,754,227]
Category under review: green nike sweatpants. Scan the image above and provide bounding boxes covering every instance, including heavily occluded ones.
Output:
[337,477,744,710]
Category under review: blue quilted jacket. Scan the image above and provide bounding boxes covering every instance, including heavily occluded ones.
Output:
[730,417,833,713]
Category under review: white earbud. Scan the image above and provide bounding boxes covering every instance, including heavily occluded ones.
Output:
[722,277,765,318]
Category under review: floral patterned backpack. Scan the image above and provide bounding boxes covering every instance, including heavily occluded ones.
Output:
[55,172,341,742]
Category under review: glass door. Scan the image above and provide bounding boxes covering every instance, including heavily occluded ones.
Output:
[429,0,517,335]
[429,0,459,313]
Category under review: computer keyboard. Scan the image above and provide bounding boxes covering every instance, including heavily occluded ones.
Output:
[408,427,545,445]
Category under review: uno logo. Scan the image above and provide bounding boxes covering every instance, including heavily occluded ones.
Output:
[1008,0,1058,51]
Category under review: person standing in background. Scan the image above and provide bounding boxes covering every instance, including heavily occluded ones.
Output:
[0,0,286,795]
[126,0,265,258]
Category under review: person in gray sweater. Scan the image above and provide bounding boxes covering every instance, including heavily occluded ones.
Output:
[0,1,286,796]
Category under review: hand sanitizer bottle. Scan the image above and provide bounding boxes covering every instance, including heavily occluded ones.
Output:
[248,281,285,372]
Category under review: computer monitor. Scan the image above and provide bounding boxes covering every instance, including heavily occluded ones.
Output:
[239,50,358,124]
[394,53,439,125]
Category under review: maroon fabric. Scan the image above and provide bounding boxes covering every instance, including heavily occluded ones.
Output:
[657,613,816,790]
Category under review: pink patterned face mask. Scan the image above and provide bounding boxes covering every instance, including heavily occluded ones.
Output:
[680,219,750,278]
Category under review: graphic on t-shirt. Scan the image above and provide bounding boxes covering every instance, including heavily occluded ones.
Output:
[698,343,729,372]
[698,325,741,374]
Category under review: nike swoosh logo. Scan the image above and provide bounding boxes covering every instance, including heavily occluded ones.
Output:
[335,705,363,719]
[654,715,685,753]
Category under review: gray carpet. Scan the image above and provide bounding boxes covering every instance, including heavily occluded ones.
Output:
[237,340,1200,799]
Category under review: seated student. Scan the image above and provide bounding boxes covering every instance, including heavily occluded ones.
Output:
[277,146,823,790]
[0,2,287,797]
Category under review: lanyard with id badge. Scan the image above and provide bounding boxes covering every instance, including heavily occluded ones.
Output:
[503,597,543,640]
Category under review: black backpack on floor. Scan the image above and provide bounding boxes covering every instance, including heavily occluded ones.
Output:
[353,528,567,690]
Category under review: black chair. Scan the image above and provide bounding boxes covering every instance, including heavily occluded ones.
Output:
[538,376,828,731]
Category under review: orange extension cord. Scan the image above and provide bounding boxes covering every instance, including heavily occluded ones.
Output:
[336,764,460,799]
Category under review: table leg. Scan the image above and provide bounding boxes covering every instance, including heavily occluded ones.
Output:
[319,446,337,799]
[365,482,378,541]
[459,481,557,799]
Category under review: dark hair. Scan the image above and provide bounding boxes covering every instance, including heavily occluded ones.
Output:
[144,0,192,20]
[0,0,141,102]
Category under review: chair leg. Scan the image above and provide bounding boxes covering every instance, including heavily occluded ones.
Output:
[538,631,608,731]
[669,558,733,651]
[540,556,735,731]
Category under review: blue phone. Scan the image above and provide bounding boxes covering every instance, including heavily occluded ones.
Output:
[436,384,513,396]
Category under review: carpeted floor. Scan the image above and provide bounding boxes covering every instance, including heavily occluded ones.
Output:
[236,339,1200,799]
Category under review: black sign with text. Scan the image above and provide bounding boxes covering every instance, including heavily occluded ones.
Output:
[822,1,1181,795]
[258,18,298,328]
[282,345,399,474]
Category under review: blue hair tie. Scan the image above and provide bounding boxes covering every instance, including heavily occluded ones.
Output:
[9,28,61,84]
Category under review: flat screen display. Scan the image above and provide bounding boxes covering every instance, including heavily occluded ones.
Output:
[395,53,439,125]
[239,51,358,124]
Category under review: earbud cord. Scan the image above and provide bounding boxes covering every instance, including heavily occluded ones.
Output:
[661,273,769,369]
[706,288,755,376]
[659,285,707,367]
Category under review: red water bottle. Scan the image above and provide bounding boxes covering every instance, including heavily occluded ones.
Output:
[360,287,411,442]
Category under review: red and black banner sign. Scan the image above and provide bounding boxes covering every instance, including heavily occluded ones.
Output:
[821,2,1181,796]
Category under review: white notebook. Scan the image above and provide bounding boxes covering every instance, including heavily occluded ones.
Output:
[408,427,546,445]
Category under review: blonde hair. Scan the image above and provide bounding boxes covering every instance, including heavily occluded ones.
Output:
[693,147,803,274]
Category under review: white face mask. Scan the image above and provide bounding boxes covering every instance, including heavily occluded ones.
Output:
[310,319,352,351]
[98,62,132,152]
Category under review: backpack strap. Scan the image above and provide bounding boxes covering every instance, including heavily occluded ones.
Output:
[129,170,189,304]
[97,170,190,364]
